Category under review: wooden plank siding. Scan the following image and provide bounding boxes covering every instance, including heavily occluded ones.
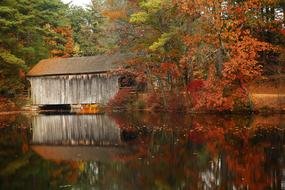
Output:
[28,73,119,105]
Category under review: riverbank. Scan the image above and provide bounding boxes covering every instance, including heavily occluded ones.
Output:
[107,92,285,114]
[1,99,284,115]
[107,75,285,114]
[250,76,285,113]
[1,75,285,114]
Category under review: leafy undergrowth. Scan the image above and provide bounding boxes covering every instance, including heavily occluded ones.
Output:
[145,92,188,112]
[0,97,21,112]
[107,78,285,113]
[107,88,136,110]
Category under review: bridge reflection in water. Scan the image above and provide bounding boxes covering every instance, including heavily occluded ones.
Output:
[31,114,133,161]
[0,113,284,189]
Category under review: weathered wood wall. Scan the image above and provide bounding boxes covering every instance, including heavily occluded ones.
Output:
[28,74,119,105]
[32,114,121,145]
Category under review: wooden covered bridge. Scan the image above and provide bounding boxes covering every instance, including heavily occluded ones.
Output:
[27,54,127,107]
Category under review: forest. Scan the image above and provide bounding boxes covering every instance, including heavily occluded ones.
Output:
[0,0,285,112]
[0,1,285,188]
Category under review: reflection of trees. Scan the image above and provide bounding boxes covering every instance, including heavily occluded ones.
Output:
[0,114,83,189]
[106,113,285,189]
[96,113,207,189]
[72,132,195,189]
[0,113,284,189]
[31,113,285,189]
[189,115,285,190]
[0,115,31,175]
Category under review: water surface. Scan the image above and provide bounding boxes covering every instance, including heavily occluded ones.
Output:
[0,113,284,189]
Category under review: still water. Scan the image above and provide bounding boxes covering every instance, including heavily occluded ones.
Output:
[0,113,284,190]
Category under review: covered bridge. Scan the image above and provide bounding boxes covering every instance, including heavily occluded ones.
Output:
[27,54,126,106]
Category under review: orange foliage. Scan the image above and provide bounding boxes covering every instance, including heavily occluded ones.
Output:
[175,0,276,111]
[222,34,271,83]
[160,62,180,78]
[188,116,281,189]
[102,10,127,20]
[49,26,74,58]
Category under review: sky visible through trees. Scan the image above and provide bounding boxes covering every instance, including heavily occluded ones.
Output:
[61,0,91,7]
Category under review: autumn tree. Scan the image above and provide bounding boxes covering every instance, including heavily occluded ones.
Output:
[128,0,190,108]
[126,0,285,111]
[49,26,74,57]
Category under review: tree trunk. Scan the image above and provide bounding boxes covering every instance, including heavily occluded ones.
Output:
[216,48,223,77]
[240,81,254,112]
[157,77,167,109]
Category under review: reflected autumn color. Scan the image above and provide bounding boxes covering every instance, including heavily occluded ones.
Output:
[188,115,285,190]
[109,113,285,189]
[0,113,284,189]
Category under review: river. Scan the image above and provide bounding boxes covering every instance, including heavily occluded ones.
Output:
[0,112,284,189]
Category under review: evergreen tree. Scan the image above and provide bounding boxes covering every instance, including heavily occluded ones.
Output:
[0,0,70,95]
[67,5,105,56]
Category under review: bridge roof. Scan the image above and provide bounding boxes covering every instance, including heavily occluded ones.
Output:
[27,53,128,77]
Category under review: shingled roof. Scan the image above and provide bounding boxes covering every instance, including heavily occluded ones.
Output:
[27,53,127,77]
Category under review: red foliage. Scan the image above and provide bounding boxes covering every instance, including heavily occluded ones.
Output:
[174,0,275,111]
[186,80,204,93]
[160,62,180,78]
[146,92,188,112]
[18,69,25,79]
[280,29,285,36]
[187,117,278,190]
[107,88,133,108]
[189,79,235,111]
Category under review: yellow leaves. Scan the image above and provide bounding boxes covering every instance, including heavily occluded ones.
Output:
[130,11,149,23]
[149,32,174,52]
[140,0,163,11]
[0,50,25,67]
[130,0,172,24]
[140,0,172,12]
